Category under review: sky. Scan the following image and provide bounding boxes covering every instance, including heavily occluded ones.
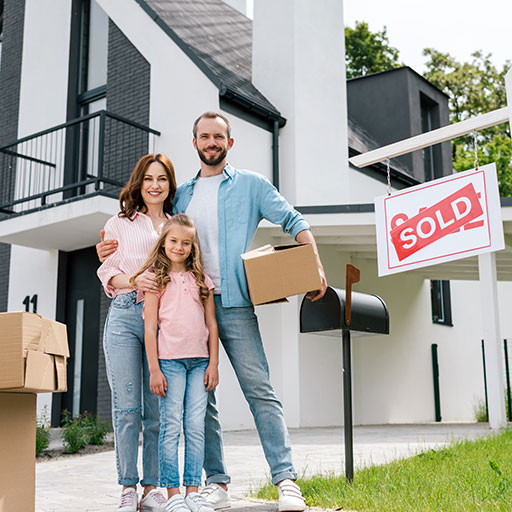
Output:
[343,0,512,75]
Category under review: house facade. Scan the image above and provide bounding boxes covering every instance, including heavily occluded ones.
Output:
[1,0,511,430]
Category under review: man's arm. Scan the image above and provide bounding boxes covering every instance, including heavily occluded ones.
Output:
[296,229,327,301]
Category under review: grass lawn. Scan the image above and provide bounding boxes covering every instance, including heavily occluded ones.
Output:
[256,429,512,511]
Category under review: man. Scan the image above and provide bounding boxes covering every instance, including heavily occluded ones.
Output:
[98,112,327,511]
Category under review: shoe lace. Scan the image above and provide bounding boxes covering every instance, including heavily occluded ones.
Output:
[120,490,137,507]
[150,491,167,504]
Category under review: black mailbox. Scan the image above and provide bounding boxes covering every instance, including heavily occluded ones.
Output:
[300,287,389,337]
[299,281,389,482]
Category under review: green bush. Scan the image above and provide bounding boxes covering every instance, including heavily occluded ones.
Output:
[474,392,512,422]
[83,412,109,446]
[35,422,51,456]
[61,411,89,454]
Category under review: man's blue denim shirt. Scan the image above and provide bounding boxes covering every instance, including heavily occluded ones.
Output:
[173,164,310,307]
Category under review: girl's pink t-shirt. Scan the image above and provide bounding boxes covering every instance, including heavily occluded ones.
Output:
[157,271,214,360]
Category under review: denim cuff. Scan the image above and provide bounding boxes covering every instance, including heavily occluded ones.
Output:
[119,478,139,486]
[140,478,159,487]
[160,480,180,488]
[205,474,231,485]
[272,471,298,486]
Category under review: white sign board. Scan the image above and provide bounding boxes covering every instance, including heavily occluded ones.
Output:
[375,163,504,276]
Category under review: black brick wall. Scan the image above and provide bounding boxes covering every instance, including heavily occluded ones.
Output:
[96,20,151,421]
[102,21,151,192]
[0,0,26,311]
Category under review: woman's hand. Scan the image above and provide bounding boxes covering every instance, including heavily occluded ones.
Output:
[96,230,118,263]
[133,272,160,294]
[150,370,167,397]
[204,363,219,391]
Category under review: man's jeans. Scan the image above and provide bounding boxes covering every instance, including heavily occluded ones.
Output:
[204,296,297,486]
[159,358,209,488]
[103,291,159,486]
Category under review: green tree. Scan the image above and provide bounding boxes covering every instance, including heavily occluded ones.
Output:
[423,49,512,196]
[345,21,401,79]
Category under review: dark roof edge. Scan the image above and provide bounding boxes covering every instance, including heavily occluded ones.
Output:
[135,0,286,129]
[296,203,375,214]
[347,66,449,99]
[348,147,421,187]
[135,0,222,89]
[219,87,286,127]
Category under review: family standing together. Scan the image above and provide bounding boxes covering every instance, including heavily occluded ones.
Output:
[96,112,327,512]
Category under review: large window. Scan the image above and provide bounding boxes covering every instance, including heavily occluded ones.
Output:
[0,0,4,67]
[430,280,453,326]
[421,93,443,181]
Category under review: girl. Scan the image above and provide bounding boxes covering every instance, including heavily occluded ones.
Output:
[133,214,219,512]
[97,153,176,512]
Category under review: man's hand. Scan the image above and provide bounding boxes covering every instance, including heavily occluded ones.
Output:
[306,270,328,302]
[136,272,160,294]
[96,230,118,263]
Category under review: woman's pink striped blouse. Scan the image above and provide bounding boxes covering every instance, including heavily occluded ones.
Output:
[97,212,167,300]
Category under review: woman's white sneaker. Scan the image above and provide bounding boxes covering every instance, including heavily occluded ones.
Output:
[277,479,306,512]
[140,489,168,511]
[199,484,231,510]
[117,488,138,512]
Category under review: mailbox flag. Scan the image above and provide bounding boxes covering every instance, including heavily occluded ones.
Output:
[375,163,504,276]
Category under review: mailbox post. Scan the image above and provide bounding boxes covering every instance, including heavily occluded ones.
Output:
[300,265,389,481]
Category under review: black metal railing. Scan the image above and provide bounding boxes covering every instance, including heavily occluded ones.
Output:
[0,110,160,215]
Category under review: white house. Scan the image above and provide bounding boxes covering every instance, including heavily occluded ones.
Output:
[0,0,511,430]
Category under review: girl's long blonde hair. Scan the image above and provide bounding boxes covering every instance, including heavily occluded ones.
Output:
[131,214,210,303]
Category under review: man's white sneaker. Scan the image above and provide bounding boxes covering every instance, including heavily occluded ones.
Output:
[165,494,189,512]
[277,479,306,512]
[117,488,138,512]
[140,489,168,511]
[199,484,231,510]
[185,491,215,512]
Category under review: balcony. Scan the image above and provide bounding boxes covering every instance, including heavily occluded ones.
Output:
[0,111,160,251]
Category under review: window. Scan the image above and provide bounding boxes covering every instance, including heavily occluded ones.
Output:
[420,93,443,181]
[0,0,4,67]
[430,280,452,326]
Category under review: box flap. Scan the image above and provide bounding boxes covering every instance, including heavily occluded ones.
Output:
[54,356,68,392]
[23,350,56,392]
[40,318,70,357]
[241,244,274,260]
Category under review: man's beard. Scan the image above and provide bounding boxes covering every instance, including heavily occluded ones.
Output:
[197,146,228,167]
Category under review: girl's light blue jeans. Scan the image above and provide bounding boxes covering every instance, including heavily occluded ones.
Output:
[103,291,159,486]
[204,296,297,486]
[159,357,209,488]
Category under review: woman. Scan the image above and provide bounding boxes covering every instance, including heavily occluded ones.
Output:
[97,153,176,512]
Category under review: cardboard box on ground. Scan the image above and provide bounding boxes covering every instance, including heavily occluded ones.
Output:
[242,243,322,305]
[0,312,69,512]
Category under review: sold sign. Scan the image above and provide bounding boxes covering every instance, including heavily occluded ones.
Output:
[375,164,504,277]
[390,183,483,261]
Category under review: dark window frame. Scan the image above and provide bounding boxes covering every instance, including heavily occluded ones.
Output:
[430,280,453,326]
[420,92,443,181]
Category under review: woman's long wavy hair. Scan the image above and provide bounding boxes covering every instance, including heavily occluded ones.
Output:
[119,154,177,219]
[132,215,211,303]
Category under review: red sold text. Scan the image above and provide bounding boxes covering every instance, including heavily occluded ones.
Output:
[389,183,484,261]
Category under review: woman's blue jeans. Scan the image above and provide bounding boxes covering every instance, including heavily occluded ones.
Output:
[204,296,297,486]
[103,291,159,486]
[159,358,209,488]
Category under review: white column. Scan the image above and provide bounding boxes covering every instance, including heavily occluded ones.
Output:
[478,252,507,429]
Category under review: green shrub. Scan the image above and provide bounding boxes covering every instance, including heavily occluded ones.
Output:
[61,411,89,454]
[474,391,512,422]
[83,412,110,446]
[35,422,51,456]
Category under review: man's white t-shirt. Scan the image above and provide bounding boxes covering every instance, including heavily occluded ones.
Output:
[185,173,224,293]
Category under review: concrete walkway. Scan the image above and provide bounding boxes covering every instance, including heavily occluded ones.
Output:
[36,423,491,511]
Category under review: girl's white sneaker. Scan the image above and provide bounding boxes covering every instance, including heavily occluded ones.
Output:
[165,494,189,512]
[277,479,306,512]
[185,491,215,512]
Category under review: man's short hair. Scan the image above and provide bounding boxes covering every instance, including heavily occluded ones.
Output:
[193,111,231,139]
